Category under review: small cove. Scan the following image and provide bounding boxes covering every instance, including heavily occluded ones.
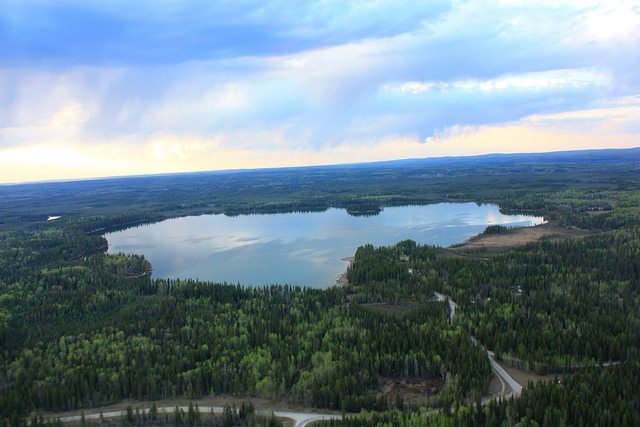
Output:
[106,203,544,287]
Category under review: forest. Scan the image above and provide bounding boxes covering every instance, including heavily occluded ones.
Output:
[1,148,639,426]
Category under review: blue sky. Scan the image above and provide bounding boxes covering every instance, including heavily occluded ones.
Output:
[1,0,639,182]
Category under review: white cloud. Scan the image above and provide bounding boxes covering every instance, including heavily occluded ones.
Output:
[574,1,640,45]
[2,98,639,183]
[386,68,611,94]
[1,0,640,182]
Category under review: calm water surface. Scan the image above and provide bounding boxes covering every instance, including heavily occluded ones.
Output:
[106,203,544,287]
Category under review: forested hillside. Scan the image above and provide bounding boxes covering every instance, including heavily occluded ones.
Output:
[1,149,639,426]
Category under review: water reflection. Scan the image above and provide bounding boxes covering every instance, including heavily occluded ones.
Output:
[106,203,544,287]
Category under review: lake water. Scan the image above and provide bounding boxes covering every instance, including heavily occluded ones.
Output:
[106,203,544,287]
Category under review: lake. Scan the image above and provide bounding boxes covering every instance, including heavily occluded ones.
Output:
[106,203,544,287]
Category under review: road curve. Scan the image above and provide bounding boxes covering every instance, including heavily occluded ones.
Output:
[433,292,458,324]
[51,406,342,427]
[434,292,523,400]
[41,293,515,426]
[487,351,522,397]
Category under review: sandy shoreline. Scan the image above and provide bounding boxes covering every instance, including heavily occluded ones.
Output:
[335,256,355,287]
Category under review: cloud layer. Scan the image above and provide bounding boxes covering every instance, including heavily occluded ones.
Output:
[0,0,639,182]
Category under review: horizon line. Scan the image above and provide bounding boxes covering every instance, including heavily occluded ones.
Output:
[1,146,639,187]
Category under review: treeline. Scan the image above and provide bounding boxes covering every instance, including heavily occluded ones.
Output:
[0,237,490,421]
[3,148,639,230]
[499,189,640,231]
[474,360,640,426]
[347,241,438,303]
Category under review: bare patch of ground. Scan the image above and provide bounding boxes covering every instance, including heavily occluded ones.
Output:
[447,221,593,254]
[480,372,513,405]
[378,377,444,406]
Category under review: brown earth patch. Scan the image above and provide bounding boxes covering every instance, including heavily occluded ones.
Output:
[448,221,593,254]
[378,377,444,405]
[486,373,507,398]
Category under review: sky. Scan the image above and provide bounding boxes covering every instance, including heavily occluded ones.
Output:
[0,0,639,183]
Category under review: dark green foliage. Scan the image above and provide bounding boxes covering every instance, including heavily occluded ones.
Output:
[482,224,510,235]
[1,276,487,413]
[0,237,488,420]
[440,228,640,371]
[1,149,640,425]
[446,360,640,427]
[1,148,638,232]
[347,241,438,303]
[328,362,640,426]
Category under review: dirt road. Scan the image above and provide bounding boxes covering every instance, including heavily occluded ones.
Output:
[51,406,342,427]
[434,292,523,400]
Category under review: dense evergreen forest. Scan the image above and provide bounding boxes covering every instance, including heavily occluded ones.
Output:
[326,361,640,426]
[1,148,640,426]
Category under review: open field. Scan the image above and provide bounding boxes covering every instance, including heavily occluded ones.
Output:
[449,221,594,253]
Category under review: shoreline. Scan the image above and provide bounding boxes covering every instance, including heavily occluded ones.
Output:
[335,256,355,287]
[334,221,558,287]
[448,219,548,249]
